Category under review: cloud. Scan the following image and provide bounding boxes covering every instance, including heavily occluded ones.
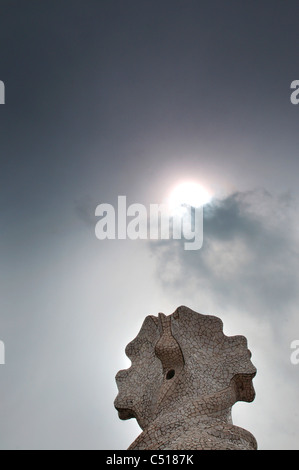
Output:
[149,188,299,324]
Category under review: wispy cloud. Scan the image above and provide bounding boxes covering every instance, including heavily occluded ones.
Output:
[149,188,299,323]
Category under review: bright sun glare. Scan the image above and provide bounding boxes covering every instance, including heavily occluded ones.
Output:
[168,181,212,214]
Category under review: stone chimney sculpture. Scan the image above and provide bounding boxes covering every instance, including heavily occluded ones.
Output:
[114,306,257,450]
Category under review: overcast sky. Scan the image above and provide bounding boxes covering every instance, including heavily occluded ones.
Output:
[0,0,299,450]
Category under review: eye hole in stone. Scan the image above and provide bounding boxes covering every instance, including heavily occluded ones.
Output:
[165,369,175,380]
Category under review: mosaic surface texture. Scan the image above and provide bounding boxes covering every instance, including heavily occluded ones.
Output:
[114,306,257,450]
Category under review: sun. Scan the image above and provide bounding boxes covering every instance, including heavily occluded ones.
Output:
[168,181,212,214]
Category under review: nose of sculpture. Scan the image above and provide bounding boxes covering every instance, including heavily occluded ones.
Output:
[114,369,135,420]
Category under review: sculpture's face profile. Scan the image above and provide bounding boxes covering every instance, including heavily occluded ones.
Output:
[114,306,257,431]
[114,315,164,429]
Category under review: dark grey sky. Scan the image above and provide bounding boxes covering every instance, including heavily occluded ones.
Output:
[0,0,299,449]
